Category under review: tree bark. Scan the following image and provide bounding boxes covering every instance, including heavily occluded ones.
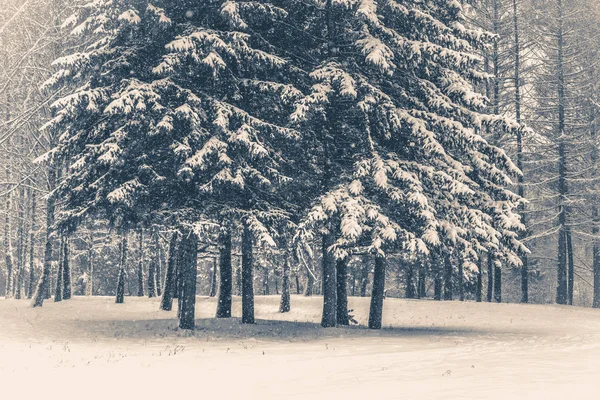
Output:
[417,261,426,299]
[433,256,442,301]
[178,231,198,330]
[32,165,56,307]
[216,228,232,318]
[360,255,369,297]
[476,256,483,302]
[368,257,386,329]
[493,263,502,303]
[54,235,64,302]
[295,274,301,295]
[555,0,568,306]
[209,258,217,297]
[241,222,255,324]
[405,261,416,299]
[487,253,494,302]
[566,227,574,305]
[160,232,179,311]
[2,166,12,298]
[62,237,72,300]
[321,230,337,328]
[115,234,128,304]
[137,228,144,297]
[279,252,291,313]
[263,267,270,295]
[458,259,464,301]
[14,185,25,299]
[336,257,348,325]
[443,256,453,301]
[304,268,314,296]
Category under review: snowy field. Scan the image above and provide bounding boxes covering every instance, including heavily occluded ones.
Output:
[1,295,600,399]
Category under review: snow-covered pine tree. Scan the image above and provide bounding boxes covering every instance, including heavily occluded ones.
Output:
[44,0,307,326]
[290,0,527,327]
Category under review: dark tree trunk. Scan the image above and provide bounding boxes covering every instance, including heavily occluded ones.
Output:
[321,230,337,328]
[176,235,185,318]
[54,235,64,302]
[62,238,72,300]
[433,256,442,301]
[178,231,198,330]
[263,268,270,295]
[458,259,464,301]
[405,262,416,299]
[137,228,144,297]
[443,256,453,301]
[154,230,162,297]
[555,0,568,307]
[87,230,94,296]
[216,228,232,318]
[368,257,386,329]
[487,253,494,302]
[14,186,25,299]
[360,255,369,297]
[241,223,255,324]
[493,264,502,303]
[476,257,483,302]
[279,253,291,313]
[160,232,179,311]
[115,235,128,304]
[566,228,574,305]
[336,257,348,325]
[295,274,301,295]
[304,269,314,296]
[521,254,529,304]
[417,261,426,299]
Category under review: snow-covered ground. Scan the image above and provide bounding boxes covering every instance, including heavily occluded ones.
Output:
[1,295,599,399]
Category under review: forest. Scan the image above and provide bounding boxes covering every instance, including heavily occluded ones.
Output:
[2,0,600,335]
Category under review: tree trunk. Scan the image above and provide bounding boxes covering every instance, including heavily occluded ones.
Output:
[263,267,270,295]
[295,274,301,295]
[487,253,494,302]
[87,229,94,296]
[241,222,255,324]
[336,257,348,325]
[493,264,502,303]
[216,228,232,318]
[209,258,217,297]
[360,255,369,297]
[304,268,314,296]
[154,230,162,297]
[178,231,198,330]
[368,257,386,329]
[476,256,483,302]
[2,166,12,298]
[555,0,568,306]
[62,237,72,300]
[321,230,337,328]
[32,165,56,307]
[235,267,242,296]
[115,234,128,304]
[433,256,442,301]
[443,256,453,301]
[279,252,291,313]
[458,259,464,301]
[566,227,574,305]
[54,235,64,302]
[405,262,416,299]
[159,232,179,311]
[417,261,426,299]
[14,186,25,299]
[137,228,144,297]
